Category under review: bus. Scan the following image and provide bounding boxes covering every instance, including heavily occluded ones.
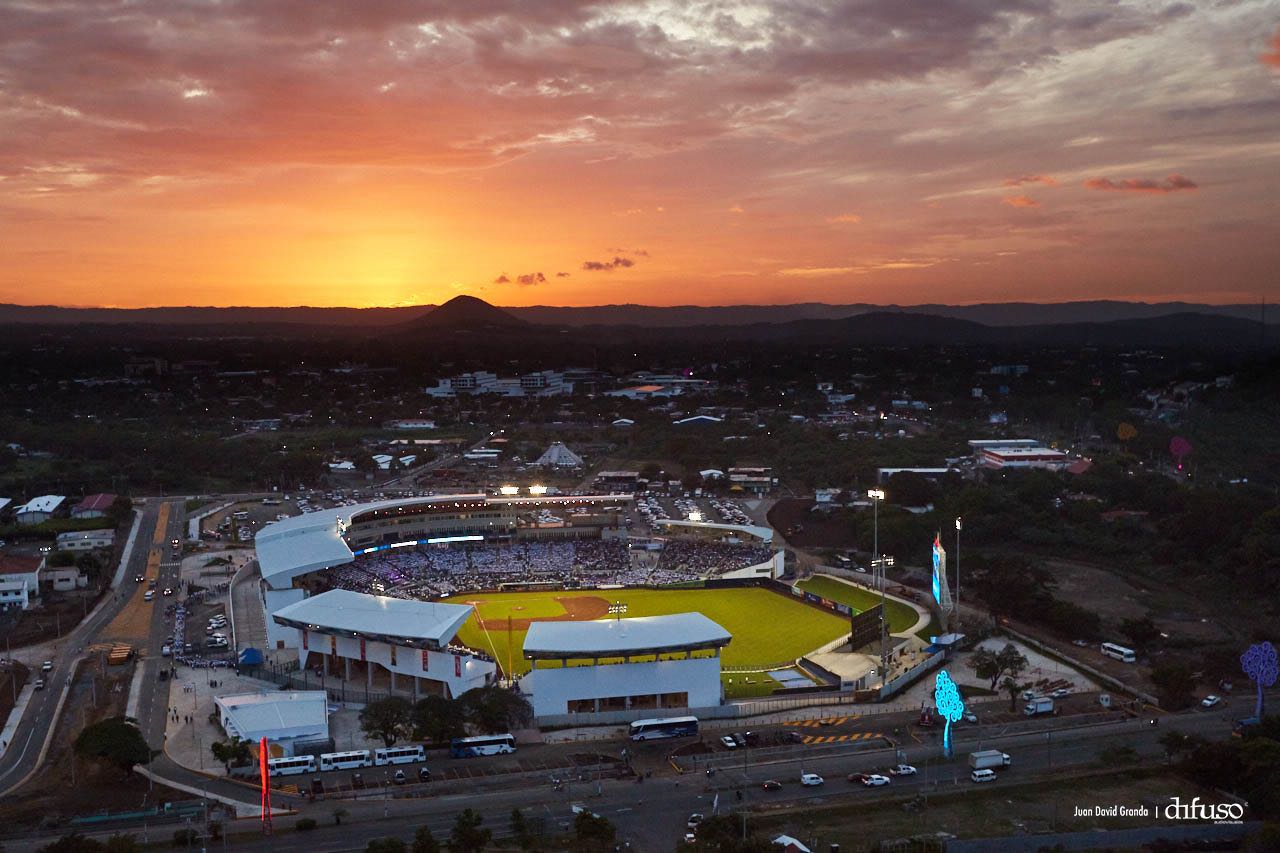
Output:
[629,716,700,741]
[374,745,426,766]
[267,755,317,777]
[1100,642,1136,663]
[449,734,517,758]
[318,750,373,771]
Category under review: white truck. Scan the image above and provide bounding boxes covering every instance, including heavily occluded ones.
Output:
[968,750,1012,770]
[1024,696,1054,716]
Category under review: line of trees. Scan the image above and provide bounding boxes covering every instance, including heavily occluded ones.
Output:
[359,686,533,748]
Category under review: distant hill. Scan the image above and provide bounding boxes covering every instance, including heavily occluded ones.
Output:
[407,295,526,331]
[0,299,1271,329]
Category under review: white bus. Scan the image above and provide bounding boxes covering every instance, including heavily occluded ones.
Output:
[629,716,700,741]
[319,750,373,771]
[267,755,317,777]
[1100,642,1136,663]
[374,745,426,766]
[450,733,516,757]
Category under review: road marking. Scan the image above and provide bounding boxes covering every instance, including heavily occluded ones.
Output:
[802,732,883,745]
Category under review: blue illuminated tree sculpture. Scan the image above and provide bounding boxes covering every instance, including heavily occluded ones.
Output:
[1241,641,1278,720]
[934,670,965,757]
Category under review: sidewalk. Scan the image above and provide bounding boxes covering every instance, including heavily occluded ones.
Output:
[0,683,35,760]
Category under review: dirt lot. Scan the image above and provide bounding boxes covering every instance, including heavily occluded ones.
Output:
[0,658,185,830]
[767,498,859,548]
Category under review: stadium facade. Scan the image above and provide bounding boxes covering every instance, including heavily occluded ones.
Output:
[521,613,731,717]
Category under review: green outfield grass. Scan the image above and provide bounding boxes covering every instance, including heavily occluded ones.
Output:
[721,671,790,699]
[454,587,850,677]
[796,574,927,637]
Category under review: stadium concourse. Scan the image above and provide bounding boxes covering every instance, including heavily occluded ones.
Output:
[249,492,783,704]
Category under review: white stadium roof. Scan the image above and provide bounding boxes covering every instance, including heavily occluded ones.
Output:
[271,589,474,648]
[523,613,731,659]
[254,493,490,588]
[654,518,774,544]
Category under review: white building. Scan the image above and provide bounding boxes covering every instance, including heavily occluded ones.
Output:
[978,446,1070,470]
[14,495,65,525]
[386,419,437,430]
[57,529,116,551]
[521,613,732,718]
[271,589,497,699]
[0,554,41,610]
[425,370,572,398]
[535,442,584,468]
[71,493,118,519]
[214,691,329,757]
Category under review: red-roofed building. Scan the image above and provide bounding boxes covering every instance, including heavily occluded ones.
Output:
[72,493,118,519]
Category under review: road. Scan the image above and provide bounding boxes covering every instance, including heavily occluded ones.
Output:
[0,499,175,796]
[4,696,1254,852]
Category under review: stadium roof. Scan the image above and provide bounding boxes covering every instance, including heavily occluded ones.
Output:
[523,613,731,659]
[654,518,774,544]
[271,589,474,648]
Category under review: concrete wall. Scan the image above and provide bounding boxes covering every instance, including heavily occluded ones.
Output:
[299,631,496,698]
[263,588,306,649]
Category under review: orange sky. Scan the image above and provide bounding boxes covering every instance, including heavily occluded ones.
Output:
[2,3,1279,308]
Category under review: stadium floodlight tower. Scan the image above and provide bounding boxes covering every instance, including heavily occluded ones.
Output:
[954,516,962,619]
[608,601,628,621]
[499,485,520,496]
[529,484,548,496]
[867,488,887,684]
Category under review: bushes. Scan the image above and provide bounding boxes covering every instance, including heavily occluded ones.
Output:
[295,818,317,832]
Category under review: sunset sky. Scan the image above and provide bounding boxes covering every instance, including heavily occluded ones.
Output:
[2,1,1279,308]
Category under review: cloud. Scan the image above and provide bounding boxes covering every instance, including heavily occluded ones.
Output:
[555,271,570,277]
[1002,195,1040,208]
[827,213,862,224]
[1263,26,1280,68]
[581,256,636,271]
[778,266,855,277]
[493,274,511,284]
[1083,174,1199,193]
[516,271,546,286]
[1002,175,1057,187]
[728,205,744,214]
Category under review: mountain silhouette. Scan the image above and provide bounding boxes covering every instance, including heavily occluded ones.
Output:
[411,295,527,330]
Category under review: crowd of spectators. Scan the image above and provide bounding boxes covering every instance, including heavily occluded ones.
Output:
[322,538,776,601]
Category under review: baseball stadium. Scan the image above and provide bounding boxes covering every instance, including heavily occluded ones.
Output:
[252,493,916,710]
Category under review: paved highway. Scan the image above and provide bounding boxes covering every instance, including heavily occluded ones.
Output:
[0,500,168,797]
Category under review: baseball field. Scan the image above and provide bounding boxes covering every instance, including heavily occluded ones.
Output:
[796,574,935,640]
[453,586,851,677]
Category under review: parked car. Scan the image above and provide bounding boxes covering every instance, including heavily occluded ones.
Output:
[143,590,155,601]
[761,780,782,791]
[41,660,53,673]
[888,764,917,776]
[800,773,824,786]
[847,773,869,784]
[862,774,891,787]
[418,767,431,782]
[34,678,46,690]
[686,813,704,830]
[1202,695,1222,708]
[719,735,737,750]
[1051,688,1070,698]
[393,770,406,785]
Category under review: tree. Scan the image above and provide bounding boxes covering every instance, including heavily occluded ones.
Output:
[1001,676,1031,713]
[571,811,616,852]
[1158,731,1204,764]
[676,816,774,852]
[365,839,407,853]
[448,809,491,853]
[412,825,441,853]
[360,697,414,748]
[509,808,531,850]
[107,495,135,526]
[39,834,104,853]
[1242,641,1279,720]
[73,717,150,775]
[332,808,349,826]
[210,737,252,772]
[967,643,1027,691]
[412,695,467,745]
[1150,662,1197,710]
[1119,617,1162,654]
[102,836,143,853]
[458,686,532,734]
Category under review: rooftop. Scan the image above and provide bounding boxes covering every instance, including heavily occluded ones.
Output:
[524,613,732,659]
[17,495,64,514]
[214,691,328,740]
[271,589,474,648]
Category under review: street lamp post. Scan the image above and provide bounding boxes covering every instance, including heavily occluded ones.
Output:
[954,516,962,618]
[868,489,887,683]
